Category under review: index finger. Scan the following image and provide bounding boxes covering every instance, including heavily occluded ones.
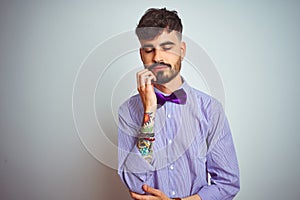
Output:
[142,185,162,197]
[136,70,157,88]
[129,191,148,200]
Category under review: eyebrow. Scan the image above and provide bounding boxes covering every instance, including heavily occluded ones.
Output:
[142,41,176,49]
[142,44,154,49]
[159,41,175,46]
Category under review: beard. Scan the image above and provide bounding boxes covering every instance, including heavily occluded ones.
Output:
[147,58,181,84]
[155,68,179,84]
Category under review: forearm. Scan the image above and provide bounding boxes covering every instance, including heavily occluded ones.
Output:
[137,110,156,163]
[118,118,155,194]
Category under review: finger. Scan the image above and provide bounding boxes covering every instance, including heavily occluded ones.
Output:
[145,74,155,85]
[137,69,155,81]
[142,185,162,197]
[136,69,148,87]
[137,71,156,89]
[147,71,157,82]
[130,191,148,200]
[137,70,149,88]
[129,191,139,199]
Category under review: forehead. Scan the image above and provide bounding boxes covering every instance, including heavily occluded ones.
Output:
[139,30,180,47]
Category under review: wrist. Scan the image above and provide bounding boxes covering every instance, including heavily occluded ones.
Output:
[141,111,155,133]
[144,104,157,113]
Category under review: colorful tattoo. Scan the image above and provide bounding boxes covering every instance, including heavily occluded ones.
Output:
[138,133,155,138]
[137,111,155,163]
[137,138,153,157]
[140,126,154,133]
[142,112,154,126]
[137,138,151,149]
[144,137,155,141]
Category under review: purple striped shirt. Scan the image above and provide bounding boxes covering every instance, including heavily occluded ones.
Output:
[118,80,240,199]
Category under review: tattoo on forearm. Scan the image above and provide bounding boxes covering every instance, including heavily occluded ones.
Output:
[137,112,155,163]
[137,138,154,163]
[142,112,154,127]
[140,126,154,133]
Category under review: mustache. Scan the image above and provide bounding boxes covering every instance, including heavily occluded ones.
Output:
[147,62,172,71]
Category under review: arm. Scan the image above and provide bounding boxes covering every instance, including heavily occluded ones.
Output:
[130,185,202,200]
[136,69,157,163]
[197,101,240,200]
[129,102,239,200]
[118,69,157,193]
[138,111,156,163]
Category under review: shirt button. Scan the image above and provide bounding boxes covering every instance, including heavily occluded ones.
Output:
[170,165,174,170]
[167,114,171,118]
[171,191,176,196]
[168,139,172,144]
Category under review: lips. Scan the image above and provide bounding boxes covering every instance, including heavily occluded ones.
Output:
[148,62,171,72]
[152,65,169,71]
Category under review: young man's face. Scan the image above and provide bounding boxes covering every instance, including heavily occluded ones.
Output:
[139,29,186,84]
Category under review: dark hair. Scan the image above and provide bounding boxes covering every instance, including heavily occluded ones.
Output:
[136,8,183,40]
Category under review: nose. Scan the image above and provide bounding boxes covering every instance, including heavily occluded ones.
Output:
[153,49,163,63]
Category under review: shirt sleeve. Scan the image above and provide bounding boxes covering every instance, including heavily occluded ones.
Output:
[198,100,240,200]
[117,101,155,194]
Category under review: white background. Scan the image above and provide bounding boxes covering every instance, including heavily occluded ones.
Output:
[0,1,299,199]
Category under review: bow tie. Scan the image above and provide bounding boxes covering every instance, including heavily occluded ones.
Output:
[155,88,187,107]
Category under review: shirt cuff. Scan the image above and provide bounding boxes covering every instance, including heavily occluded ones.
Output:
[197,185,220,200]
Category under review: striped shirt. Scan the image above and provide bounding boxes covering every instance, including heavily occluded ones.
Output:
[118,79,240,200]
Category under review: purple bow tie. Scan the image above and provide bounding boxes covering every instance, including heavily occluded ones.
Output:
[155,88,187,107]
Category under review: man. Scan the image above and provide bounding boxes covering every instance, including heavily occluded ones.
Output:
[118,8,240,200]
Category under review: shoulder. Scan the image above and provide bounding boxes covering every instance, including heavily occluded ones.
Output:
[189,87,212,102]
[188,87,222,108]
[118,94,143,117]
[187,86,224,118]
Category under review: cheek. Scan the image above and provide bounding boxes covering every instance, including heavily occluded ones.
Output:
[141,53,153,64]
[166,54,181,66]
[167,49,181,60]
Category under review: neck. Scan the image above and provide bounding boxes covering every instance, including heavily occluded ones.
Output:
[154,74,183,94]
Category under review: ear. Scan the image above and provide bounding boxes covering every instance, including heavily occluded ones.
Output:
[139,48,147,67]
[139,48,143,60]
[180,41,186,61]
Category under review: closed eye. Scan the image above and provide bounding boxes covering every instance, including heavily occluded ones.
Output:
[161,42,175,51]
[143,48,154,53]
[162,46,172,51]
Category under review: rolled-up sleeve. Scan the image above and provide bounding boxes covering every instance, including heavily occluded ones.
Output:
[118,101,155,194]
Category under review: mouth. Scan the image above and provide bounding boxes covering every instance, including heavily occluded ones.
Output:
[148,62,171,72]
[151,65,169,72]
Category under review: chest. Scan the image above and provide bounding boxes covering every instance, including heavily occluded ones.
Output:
[154,102,209,161]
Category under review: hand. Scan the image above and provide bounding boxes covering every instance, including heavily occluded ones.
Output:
[136,69,157,112]
[130,185,171,200]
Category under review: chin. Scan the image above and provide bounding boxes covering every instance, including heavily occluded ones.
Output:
[155,76,175,84]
